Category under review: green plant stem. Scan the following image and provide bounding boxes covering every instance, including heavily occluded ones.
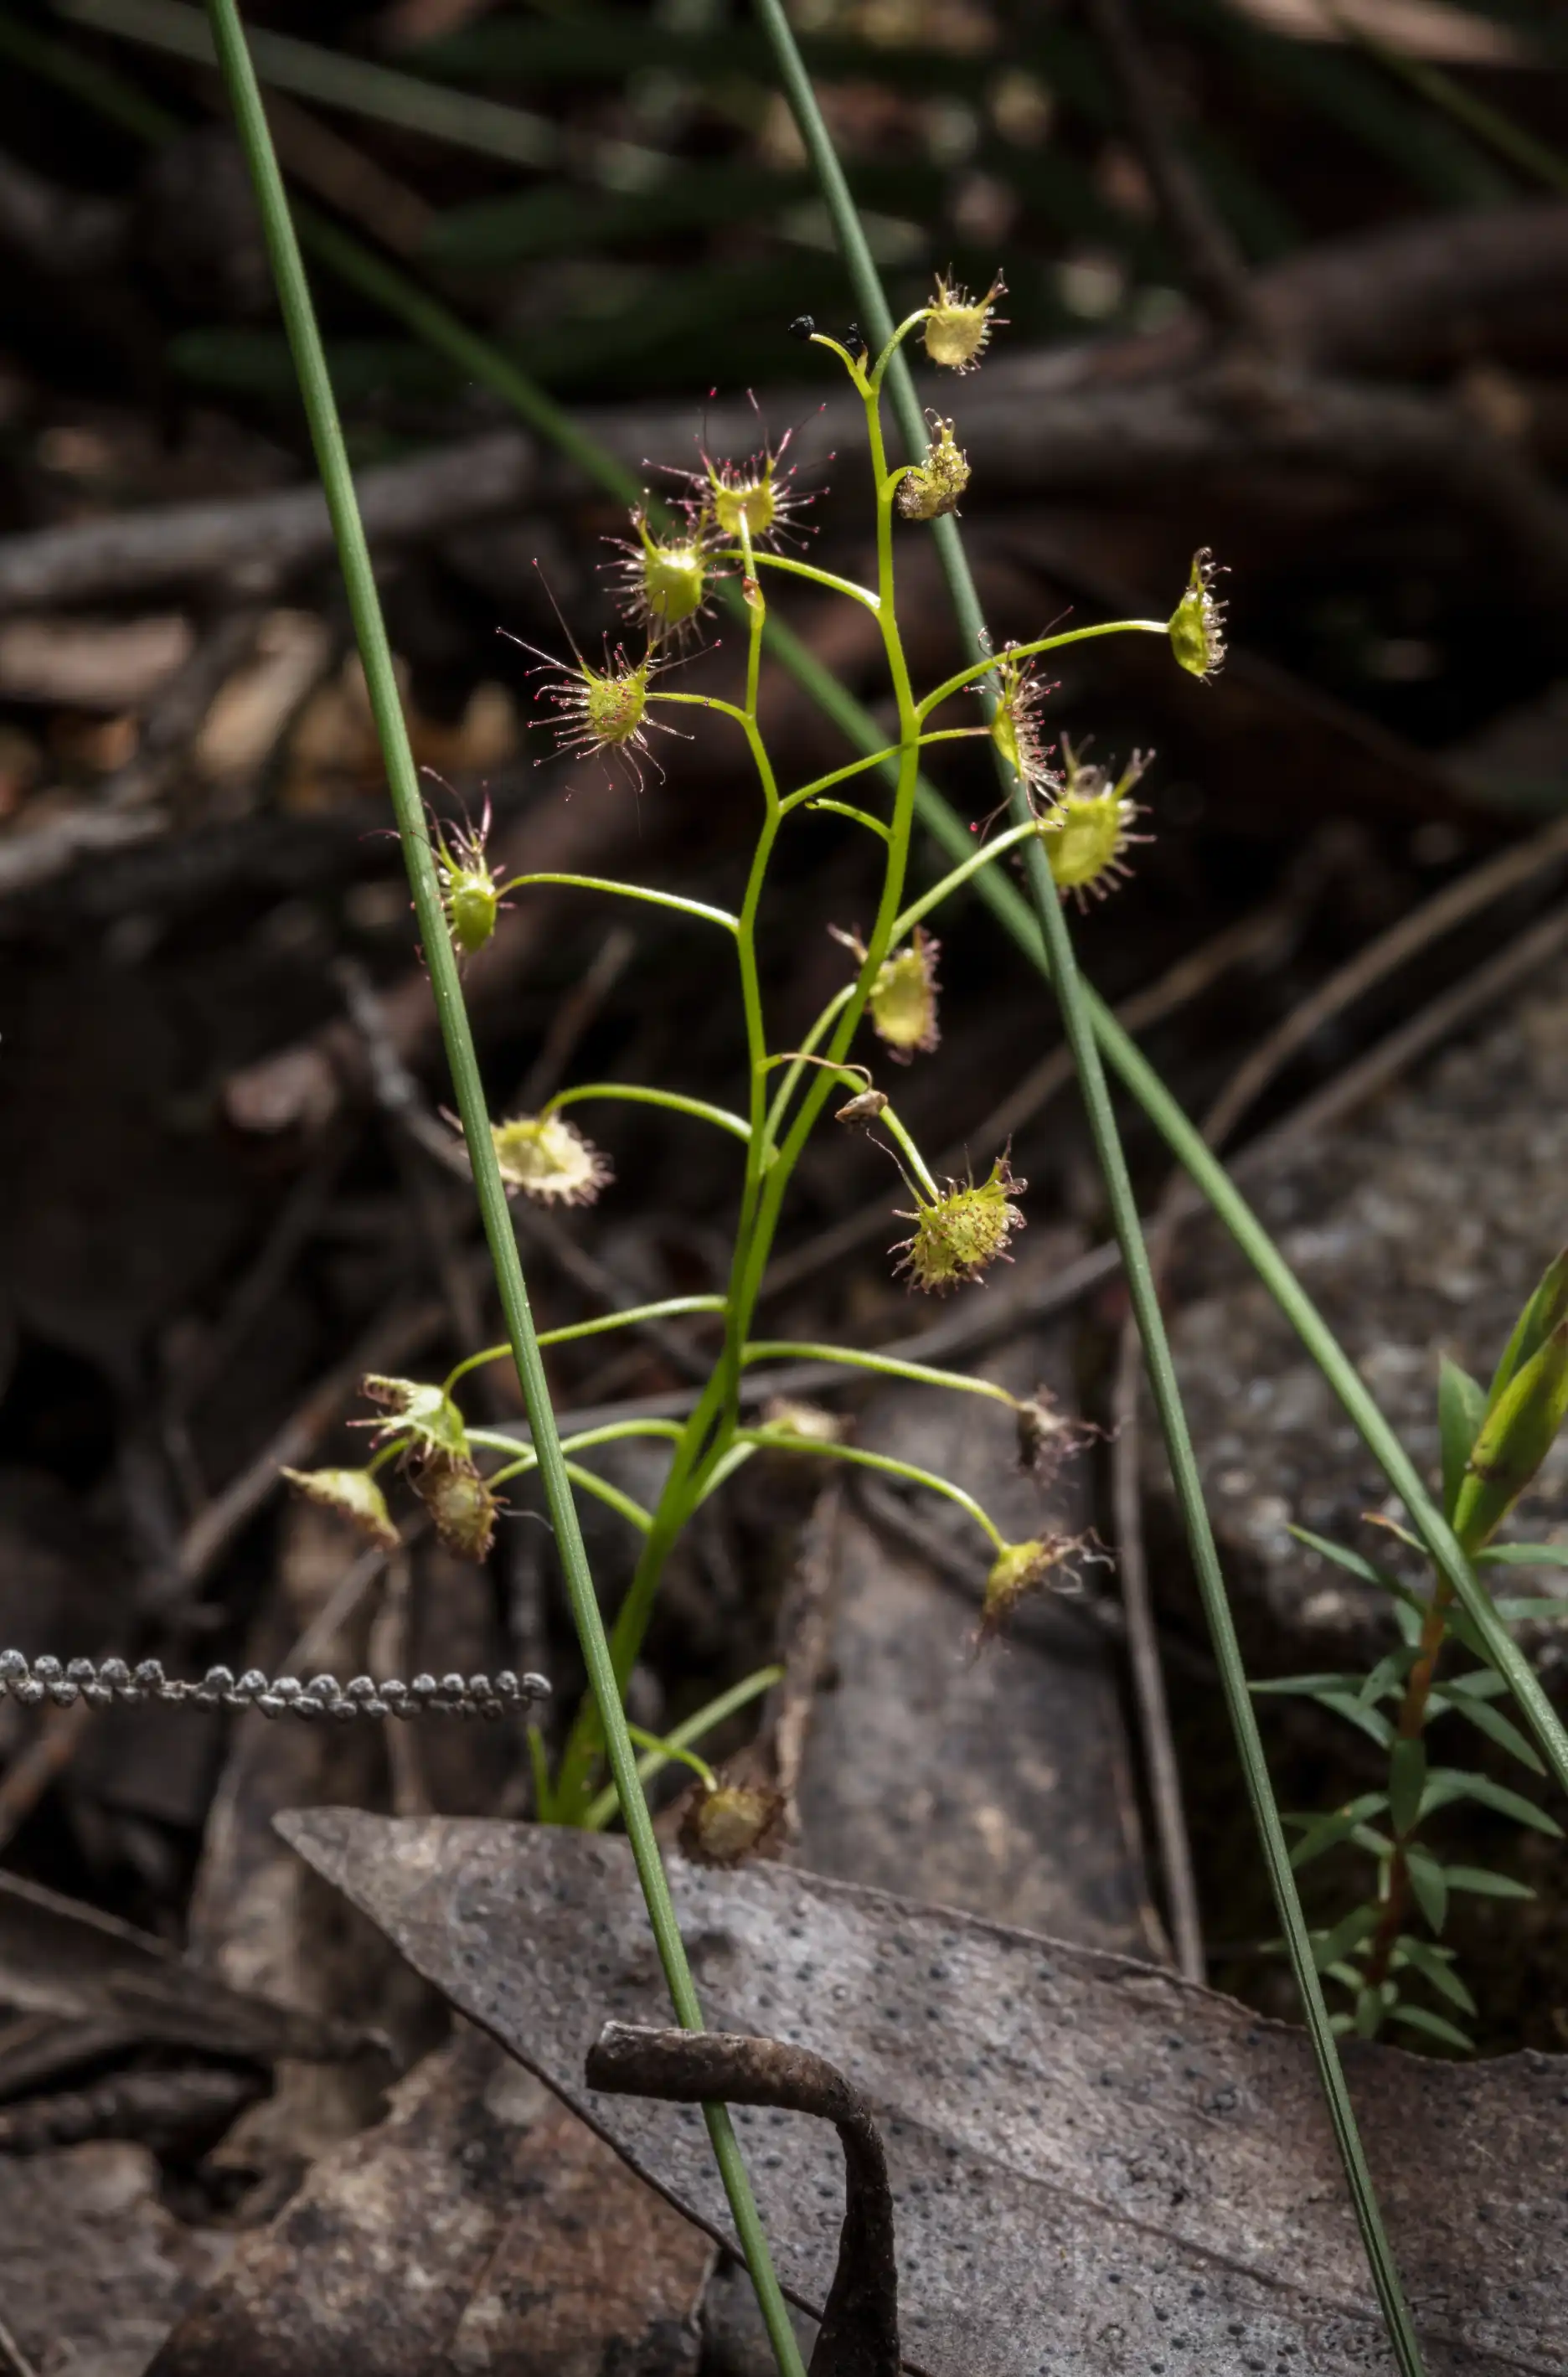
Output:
[750,0,1427,2364]
[542,1082,754,1145]
[730,1432,1008,1549]
[743,1342,1014,1405]
[445,1297,727,1391]
[496,874,740,934]
[582,1664,785,1832]
[201,11,802,2370]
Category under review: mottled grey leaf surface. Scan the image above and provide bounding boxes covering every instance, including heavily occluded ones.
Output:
[280,1812,1568,2377]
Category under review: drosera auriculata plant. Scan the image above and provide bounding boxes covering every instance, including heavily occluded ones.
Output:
[275,279,1218,1824]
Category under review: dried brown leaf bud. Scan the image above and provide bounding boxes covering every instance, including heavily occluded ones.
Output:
[411,1455,503,1563]
[679,1779,787,1866]
[835,1087,889,1127]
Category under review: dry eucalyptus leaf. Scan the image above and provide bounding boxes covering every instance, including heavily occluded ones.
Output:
[280,1812,1568,2376]
[151,2023,712,2377]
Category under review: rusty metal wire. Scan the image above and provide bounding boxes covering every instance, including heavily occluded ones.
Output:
[0,1650,548,1722]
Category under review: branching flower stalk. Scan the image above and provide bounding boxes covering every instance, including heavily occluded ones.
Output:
[18,6,1563,1809]
[325,299,1174,1827]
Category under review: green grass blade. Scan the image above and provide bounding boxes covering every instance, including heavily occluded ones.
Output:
[748,0,1429,2364]
[200,8,802,2369]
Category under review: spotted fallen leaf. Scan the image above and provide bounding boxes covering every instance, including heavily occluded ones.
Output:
[279,1812,1568,2375]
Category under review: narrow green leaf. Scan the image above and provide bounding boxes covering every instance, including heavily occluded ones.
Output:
[1394,1937,1478,2016]
[1443,1866,1536,1900]
[1438,1357,1488,1524]
[1354,1985,1386,2040]
[1405,1847,1447,1935]
[1251,1673,1364,1698]
[1430,1689,1546,1776]
[1390,2003,1473,2053]
[1485,1247,1568,1412]
[1287,1797,1389,1870]
[1453,1319,1568,1549]
[1287,1526,1412,1597]
[1388,1737,1427,1837]
[1392,1596,1426,1648]
[1359,1648,1418,1706]
[1442,1668,1509,1701]
[1314,1690,1395,1750]
[1421,1767,1564,1836]
[1313,1903,1380,1970]
[1477,1543,1568,1570]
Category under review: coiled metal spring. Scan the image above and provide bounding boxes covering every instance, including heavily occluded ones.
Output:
[0,1650,549,1722]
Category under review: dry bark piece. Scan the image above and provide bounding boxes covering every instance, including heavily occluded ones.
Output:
[281,1812,1568,2375]
[150,2022,714,2377]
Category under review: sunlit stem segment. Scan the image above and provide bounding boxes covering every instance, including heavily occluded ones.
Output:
[496,872,739,933]
[779,727,983,817]
[879,1102,940,1200]
[730,1430,1008,1549]
[627,1724,717,1791]
[870,308,931,386]
[743,1342,1016,1407]
[761,989,856,1143]
[713,549,879,610]
[806,798,890,840]
[443,1297,727,1396]
[916,620,1167,723]
[467,1420,688,1465]
[542,1083,754,1146]
[892,818,1041,939]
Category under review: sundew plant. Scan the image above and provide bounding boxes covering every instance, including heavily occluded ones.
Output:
[16,2,1556,2362]
[287,280,1220,1826]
